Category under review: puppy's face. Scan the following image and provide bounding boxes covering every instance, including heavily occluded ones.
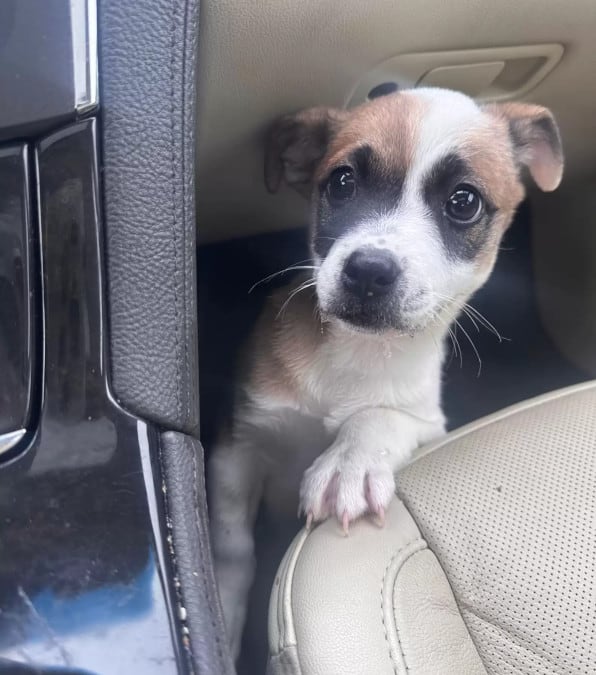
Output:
[266,89,563,334]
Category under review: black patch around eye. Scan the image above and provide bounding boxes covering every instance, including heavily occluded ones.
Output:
[350,145,373,182]
[313,146,405,259]
[423,153,495,261]
[424,154,469,200]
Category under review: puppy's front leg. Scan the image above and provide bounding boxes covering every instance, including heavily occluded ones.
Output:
[208,437,265,661]
[299,408,444,531]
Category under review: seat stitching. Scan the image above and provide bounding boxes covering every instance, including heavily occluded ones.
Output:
[169,0,183,422]
[179,0,191,427]
[157,435,195,674]
[190,437,229,672]
[381,538,426,674]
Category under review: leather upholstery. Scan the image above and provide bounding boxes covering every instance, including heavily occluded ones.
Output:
[268,501,483,675]
[268,381,596,674]
[99,0,199,435]
[397,381,596,674]
[98,2,231,672]
[161,432,235,675]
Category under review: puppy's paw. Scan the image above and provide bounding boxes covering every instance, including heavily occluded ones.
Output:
[298,444,396,533]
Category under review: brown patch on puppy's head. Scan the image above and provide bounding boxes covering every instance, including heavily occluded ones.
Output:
[265,94,425,199]
[315,93,425,186]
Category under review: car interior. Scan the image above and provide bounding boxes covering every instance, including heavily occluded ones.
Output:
[197,1,596,673]
[0,0,595,674]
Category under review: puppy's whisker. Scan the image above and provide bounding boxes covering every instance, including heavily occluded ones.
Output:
[433,292,507,343]
[454,318,483,376]
[460,306,480,333]
[443,327,462,367]
[462,303,507,342]
[439,312,463,367]
[276,279,317,319]
[249,260,317,293]
[433,294,482,372]
[460,302,503,341]
[432,308,462,367]
[448,325,463,368]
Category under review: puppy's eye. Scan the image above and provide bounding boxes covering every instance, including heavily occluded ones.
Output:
[326,167,356,204]
[445,184,483,224]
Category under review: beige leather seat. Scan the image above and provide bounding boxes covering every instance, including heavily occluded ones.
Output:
[267,381,596,675]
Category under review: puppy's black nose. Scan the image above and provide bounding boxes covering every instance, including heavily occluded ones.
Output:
[342,248,399,298]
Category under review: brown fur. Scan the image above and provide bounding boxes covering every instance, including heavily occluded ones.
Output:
[315,92,426,183]
[246,277,322,405]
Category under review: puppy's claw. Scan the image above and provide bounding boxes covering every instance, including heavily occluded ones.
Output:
[305,512,314,531]
[341,511,350,536]
[374,506,386,528]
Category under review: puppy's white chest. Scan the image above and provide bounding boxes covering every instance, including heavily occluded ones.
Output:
[301,336,440,427]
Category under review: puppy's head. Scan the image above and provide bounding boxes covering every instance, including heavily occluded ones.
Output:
[265,88,563,334]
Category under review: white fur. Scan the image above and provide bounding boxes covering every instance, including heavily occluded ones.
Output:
[208,323,447,659]
[412,88,486,179]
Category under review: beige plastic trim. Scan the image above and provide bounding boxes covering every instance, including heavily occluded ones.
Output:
[348,44,564,106]
[418,61,506,97]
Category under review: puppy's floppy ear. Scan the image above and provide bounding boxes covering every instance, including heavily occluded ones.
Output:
[485,102,564,191]
[264,107,347,197]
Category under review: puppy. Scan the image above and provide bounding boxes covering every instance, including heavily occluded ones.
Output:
[207,88,563,659]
